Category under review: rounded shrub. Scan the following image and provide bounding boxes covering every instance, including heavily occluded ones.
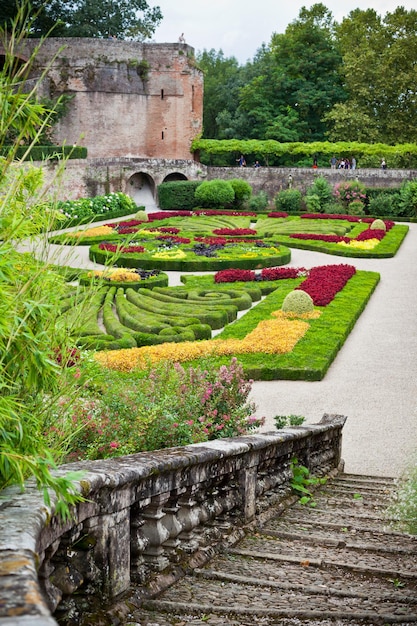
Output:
[134,210,148,221]
[370,218,386,231]
[348,200,365,216]
[229,178,252,208]
[246,190,269,212]
[194,179,235,208]
[282,289,314,314]
[274,189,302,213]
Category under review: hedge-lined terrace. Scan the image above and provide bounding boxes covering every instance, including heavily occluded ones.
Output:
[93,266,380,380]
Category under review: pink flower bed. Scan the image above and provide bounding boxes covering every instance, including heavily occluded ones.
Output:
[213,228,257,236]
[98,243,145,254]
[297,264,356,306]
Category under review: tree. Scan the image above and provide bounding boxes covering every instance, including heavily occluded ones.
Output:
[326,7,417,143]
[0,0,163,40]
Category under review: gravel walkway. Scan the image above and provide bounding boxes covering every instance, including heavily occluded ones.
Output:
[18,202,417,479]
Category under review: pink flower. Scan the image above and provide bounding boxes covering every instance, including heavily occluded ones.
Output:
[109,441,119,448]
[186,420,194,426]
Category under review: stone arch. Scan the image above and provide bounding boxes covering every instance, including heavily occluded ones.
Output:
[163,172,188,182]
[126,172,156,206]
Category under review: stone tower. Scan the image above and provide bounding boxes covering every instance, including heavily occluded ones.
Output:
[21,38,203,160]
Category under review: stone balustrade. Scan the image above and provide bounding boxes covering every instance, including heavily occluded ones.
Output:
[0,414,346,626]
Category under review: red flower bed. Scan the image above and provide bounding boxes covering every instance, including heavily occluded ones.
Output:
[157,227,181,234]
[98,243,145,254]
[194,209,257,217]
[195,236,264,245]
[106,219,144,228]
[147,211,192,221]
[297,264,356,306]
[215,269,256,283]
[355,229,386,241]
[289,233,350,243]
[214,266,307,283]
[213,228,257,236]
[155,235,191,244]
[267,212,289,218]
[261,267,307,280]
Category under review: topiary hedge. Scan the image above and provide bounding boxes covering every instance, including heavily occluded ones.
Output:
[157,180,201,210]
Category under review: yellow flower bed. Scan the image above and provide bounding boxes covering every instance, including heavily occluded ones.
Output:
[337,238,379,250]
[94,314,310,372]
[68,225,115,238]
[152,249,187,260]
[88,268,140,282]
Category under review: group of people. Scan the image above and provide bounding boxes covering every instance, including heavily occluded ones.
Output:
[237,155,261,168]
[330,156,357,170]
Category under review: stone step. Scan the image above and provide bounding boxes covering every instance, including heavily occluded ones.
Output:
[129,473,417,625]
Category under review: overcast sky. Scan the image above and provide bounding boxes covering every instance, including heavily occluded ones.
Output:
[152,1,416,64]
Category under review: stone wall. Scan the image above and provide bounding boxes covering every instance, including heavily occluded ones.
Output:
[38,158,417,203]
[19,39,203,161]
[0,415,346,626]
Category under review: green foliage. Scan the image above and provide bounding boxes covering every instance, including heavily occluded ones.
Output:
[10,0,163,40]
[245,190,269,212]
[274,414,305,429]
[388,459,417,535]
[274,189,302,213]
[194,179,235,208]
[348,200,365,216]
[228,178,252,208]
[290,457,327,507]
[157,180,201,210]
[399,180,417,217]
[367,192,401,218]
[305,176,333,213]
[0,144,88,160]
[282,289,314,314]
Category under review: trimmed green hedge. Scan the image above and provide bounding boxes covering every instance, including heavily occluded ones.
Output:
[157,180,201,210]
[79,271,169,291]
[1,144,87,160]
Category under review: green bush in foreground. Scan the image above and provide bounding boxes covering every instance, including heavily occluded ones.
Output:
[388,460,417,535]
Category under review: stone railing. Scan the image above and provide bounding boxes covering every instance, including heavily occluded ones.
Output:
[0,414,346,626]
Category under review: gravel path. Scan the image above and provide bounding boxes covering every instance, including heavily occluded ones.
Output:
[18,201,417,479]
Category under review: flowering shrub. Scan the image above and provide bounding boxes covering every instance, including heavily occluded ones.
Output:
[333,181,367,210]
[57,192,136,222]
[60,358,265,460]
[297,264,356,306]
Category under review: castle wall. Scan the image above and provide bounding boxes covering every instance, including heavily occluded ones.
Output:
[21,39,203,160]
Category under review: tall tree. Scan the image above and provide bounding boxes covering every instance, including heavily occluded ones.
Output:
[196,49,244,139]
[236,4,346,142]
[326,7,417,143]
[0,0,162,39]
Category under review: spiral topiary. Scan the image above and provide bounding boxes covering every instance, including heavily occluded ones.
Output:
[370,218,386,231]
[282,289,314,314]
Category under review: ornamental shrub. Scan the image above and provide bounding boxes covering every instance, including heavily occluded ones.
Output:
[245,190,269,212]
[229,178,252,208]
[281,289,314,314]
[194,179,235,208]
[399,180,417,217]
[157,180,201,210]
[305,176,333,213]
[367,192,400,218]
[370,219,386,231]
[274,189,302,213]
[348,200,365,216]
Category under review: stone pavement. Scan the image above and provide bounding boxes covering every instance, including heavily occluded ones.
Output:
[18,206,417,479]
